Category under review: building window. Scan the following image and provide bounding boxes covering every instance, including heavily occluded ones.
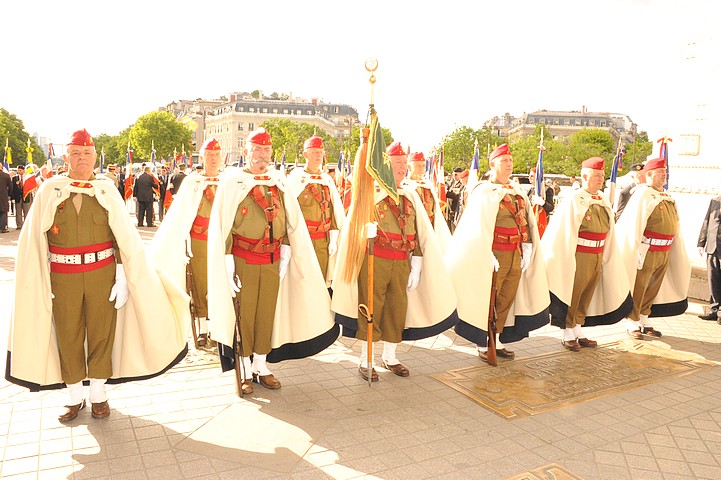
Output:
[333,106,339,113]
[600,121,606,127]
[307,109,313,115]
[575,119,581,126]
[238,123,243,131]
[249,123,254,130]
[296,110,302,115]
[564,119,570,125]
[539,118,545,124]
[272,108,278,114]
[283,109,289,114]
[553,118,559,125]
[239,107,244,112]
[249,107,255,113]
[529,118,535,124]
[590,120,596,126]
[262,108,268,113]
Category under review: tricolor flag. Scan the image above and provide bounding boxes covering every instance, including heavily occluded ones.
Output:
[657,136,672,190]
[124,144,134,201]
[535,131,546,202]
[468,139,481,190]
[608,142,625,208]
[44,143,55,178]
[99,146,105,173]
[22,164,42,200]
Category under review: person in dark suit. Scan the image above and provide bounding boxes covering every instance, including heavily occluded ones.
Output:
[134,165,157,227]
[698,196,721,321]
[169,163,187,195]
[0,167,11,232]
[614,163,646,221]
[10,165,34,229]
[157,166,168,221]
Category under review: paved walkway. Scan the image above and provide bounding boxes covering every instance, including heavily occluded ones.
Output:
[2,213,721,480]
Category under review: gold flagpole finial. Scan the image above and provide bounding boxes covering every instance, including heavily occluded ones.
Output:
[365,59,378,106]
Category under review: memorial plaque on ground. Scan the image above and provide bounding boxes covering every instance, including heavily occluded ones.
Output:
[433,340,716,419]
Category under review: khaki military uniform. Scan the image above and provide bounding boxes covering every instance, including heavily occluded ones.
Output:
[631,199,679,320]
[416,186,435,226]
[48,185,118,384]
[225,184,288,355]
[188,184,216,317]
[357,193,422,343]
[566,203,610,327]
[492,186,529,331]
[296,175,338,278]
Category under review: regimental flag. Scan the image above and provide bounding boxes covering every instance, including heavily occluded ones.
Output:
[608,143,625,208]
[657,136,672,190]
[124,143,134,201]
[366,106,397,202]
[3,139,11,171]
[281,150,287,174]
[44,143,55,178]
[181,146,187,166]
[22,164,41,200]
[535,134,546,202]
[26,138,33,163]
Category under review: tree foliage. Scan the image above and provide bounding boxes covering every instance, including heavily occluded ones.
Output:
[0,108,46,166]
[128,111,193,161]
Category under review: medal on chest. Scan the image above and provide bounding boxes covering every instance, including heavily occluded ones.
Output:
[240,206,248,216]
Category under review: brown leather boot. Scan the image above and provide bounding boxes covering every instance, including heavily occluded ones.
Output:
[91,401,111,419]
[58,400,86,424]
[254,373,281,389]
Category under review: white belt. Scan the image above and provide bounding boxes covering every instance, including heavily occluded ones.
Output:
[642,236,674,246]
[49,247,115,265]
[577,238,605,248]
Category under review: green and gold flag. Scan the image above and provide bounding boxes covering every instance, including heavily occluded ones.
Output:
[365,107,397,203]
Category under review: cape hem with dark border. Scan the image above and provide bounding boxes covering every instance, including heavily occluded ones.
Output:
[218,324,340,372]
[4,345,189,392]
[454,308,550,347]
[650,298,688,318]
[334,311,459,341]
[550,293,633,329]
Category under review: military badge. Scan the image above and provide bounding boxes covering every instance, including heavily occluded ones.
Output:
[51,224,60,235]
[241,207,248,216]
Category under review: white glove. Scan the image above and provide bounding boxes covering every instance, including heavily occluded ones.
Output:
[366,222,378,239]
[531,195,545,206]
[328,229,339,257]
[279,244,292,280]
[637,243,650,270]
[699,247,707,258]
[491,254,500,272]
[108,263,129,309]
[225,254,241,296]
[520,242,533,273]
[407,255,423,290]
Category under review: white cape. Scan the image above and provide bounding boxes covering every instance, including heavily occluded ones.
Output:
[445,181,550,346]
[614,184,690,317]
[541,188,632,328]
[206,167,338,362]
[330,184,458,340]
[401,178,452,253]
[8,175,188,389]
[285,167,346,286]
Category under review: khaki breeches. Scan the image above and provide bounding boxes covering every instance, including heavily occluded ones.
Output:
[233,257,280,355]
[630,250,670,321]
[492,248,522,332]
[51,262,117,384]
[566,252,602,327]
[189,237,209,317]
[356,255,410,343]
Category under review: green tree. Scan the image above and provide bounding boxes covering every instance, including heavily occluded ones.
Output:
[433,125,505,173]
[128,111,193,162]
[565,129,616,175]
[0,108,45,166]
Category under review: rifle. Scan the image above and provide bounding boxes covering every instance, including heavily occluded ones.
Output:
[185,263,201,349]
[487,269,498,366]
[232,293,246,398]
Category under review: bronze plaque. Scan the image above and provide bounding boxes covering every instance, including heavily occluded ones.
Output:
[433,340,716,419]
[504,463,583,480]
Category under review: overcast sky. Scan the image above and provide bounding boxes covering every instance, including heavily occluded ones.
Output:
[2,0,718,154]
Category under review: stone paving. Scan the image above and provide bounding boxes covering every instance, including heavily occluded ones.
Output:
[2,211,721,479]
